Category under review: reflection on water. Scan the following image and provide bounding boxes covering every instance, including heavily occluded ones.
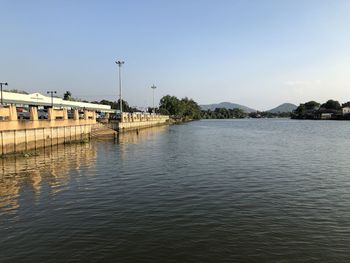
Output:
[117,125,169,160]
[0,125,168,215]
[0,143,97,214]
[117,125,169,144]
[3,120,350,262]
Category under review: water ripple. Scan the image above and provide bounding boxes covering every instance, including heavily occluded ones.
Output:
[1,120,350,262]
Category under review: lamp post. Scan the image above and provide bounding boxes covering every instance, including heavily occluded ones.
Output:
[47,91,57,108]
[115,60,125,113]
[0,82,8,105]
[151,85,157,114]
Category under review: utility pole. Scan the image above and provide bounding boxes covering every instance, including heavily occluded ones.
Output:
[115,60,125,113]
[0,82,8,105]
[151,85,157,114]
[47,91,57,108]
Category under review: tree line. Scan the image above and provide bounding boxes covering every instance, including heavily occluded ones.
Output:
[201,108,291,119]
[63,91,294,120]
[158,95,202,120]
[201,108,247,119]
[292,99,349,119]
[63,91,202,120]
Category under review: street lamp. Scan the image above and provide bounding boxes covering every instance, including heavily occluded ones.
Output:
[0,82,8,105]
[115,60,125,113]
[47,91,57,108]
[151,85,157,114]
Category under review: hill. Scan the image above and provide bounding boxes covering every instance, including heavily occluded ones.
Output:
[200,102,256,113]
[268,103,297,113]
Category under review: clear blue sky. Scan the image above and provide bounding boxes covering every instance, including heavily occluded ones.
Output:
[1,0,350,110]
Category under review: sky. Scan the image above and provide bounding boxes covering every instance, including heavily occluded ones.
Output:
[1,0,350,110]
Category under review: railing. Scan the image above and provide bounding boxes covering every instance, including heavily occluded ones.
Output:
[120,112,169,123]
[0,105,97,131]
[0,105,17,121]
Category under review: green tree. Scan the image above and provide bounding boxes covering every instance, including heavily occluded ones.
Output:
[181,97,202,120]
[63,91,72,101]
[159,95,182,116]
[321,100,341,110]
[201,107,248,119]
[304,101,320,110]
[293,104,306,118]
[159,95,201,120]
[98,99,139,112]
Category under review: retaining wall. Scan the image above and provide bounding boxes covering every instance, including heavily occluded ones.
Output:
[0,125,92,155]
[110,113,169,132]
[0,106,96,155]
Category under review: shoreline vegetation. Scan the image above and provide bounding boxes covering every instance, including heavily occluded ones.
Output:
[160,97,350,121]
[291,100,350,120]
[62,91,350,121]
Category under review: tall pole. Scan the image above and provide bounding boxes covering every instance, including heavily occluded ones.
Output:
[151,85,156,114]
[0,82,8,106]
[115,60,125,113]
[47,91,57,108]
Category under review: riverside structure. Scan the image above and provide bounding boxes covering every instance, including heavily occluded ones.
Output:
[0,105,96,155]
[0,91,170,155]
[0,106,170,155]
[110,112,170,132]
[0,91,113,113]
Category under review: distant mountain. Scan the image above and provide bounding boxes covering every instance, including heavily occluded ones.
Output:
[200,102,256,113]
[268,103,297,113]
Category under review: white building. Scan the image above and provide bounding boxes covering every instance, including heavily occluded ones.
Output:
[342,107,350,115]
[1,91,115,113]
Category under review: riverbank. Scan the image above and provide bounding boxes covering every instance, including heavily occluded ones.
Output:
[0,106,96,156]
[108,112,170,132]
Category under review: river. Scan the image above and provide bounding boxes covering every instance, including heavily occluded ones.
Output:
[1,119,350,262]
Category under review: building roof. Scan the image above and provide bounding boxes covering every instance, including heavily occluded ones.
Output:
[2,91,115,113]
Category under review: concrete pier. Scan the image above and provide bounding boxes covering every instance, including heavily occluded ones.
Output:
[0,105,96,155]
[0,106,170,155]
[110,112,169,132]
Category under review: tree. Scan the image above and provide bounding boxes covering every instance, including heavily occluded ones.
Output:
[147,107,159,114]
[63,91,72,101]
[292,101,321,119]
[159,95,201,120]
[321,100,341,110]
[201,107,247,119]
[159,95,182,116]
[293,104,306,118]
[98,99,139,112]
[181,97,202,120]
[304,101,320,110]
[342,102,350,108]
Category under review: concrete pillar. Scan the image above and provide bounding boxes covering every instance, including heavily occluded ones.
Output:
[9,105,18,121]
[73,110,79,120]
[121,113,126,123]
[63,109,68,120]
[30,107,38,121]
[84,110,88,120]
[48,108,54,120]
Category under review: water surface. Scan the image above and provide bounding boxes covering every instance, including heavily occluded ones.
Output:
[1,120,350,262]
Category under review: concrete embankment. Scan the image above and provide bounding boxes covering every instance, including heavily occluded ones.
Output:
[109,112,170,132]
[0,106,170,155]
[0,106,96,155]
[91,123,117,139]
